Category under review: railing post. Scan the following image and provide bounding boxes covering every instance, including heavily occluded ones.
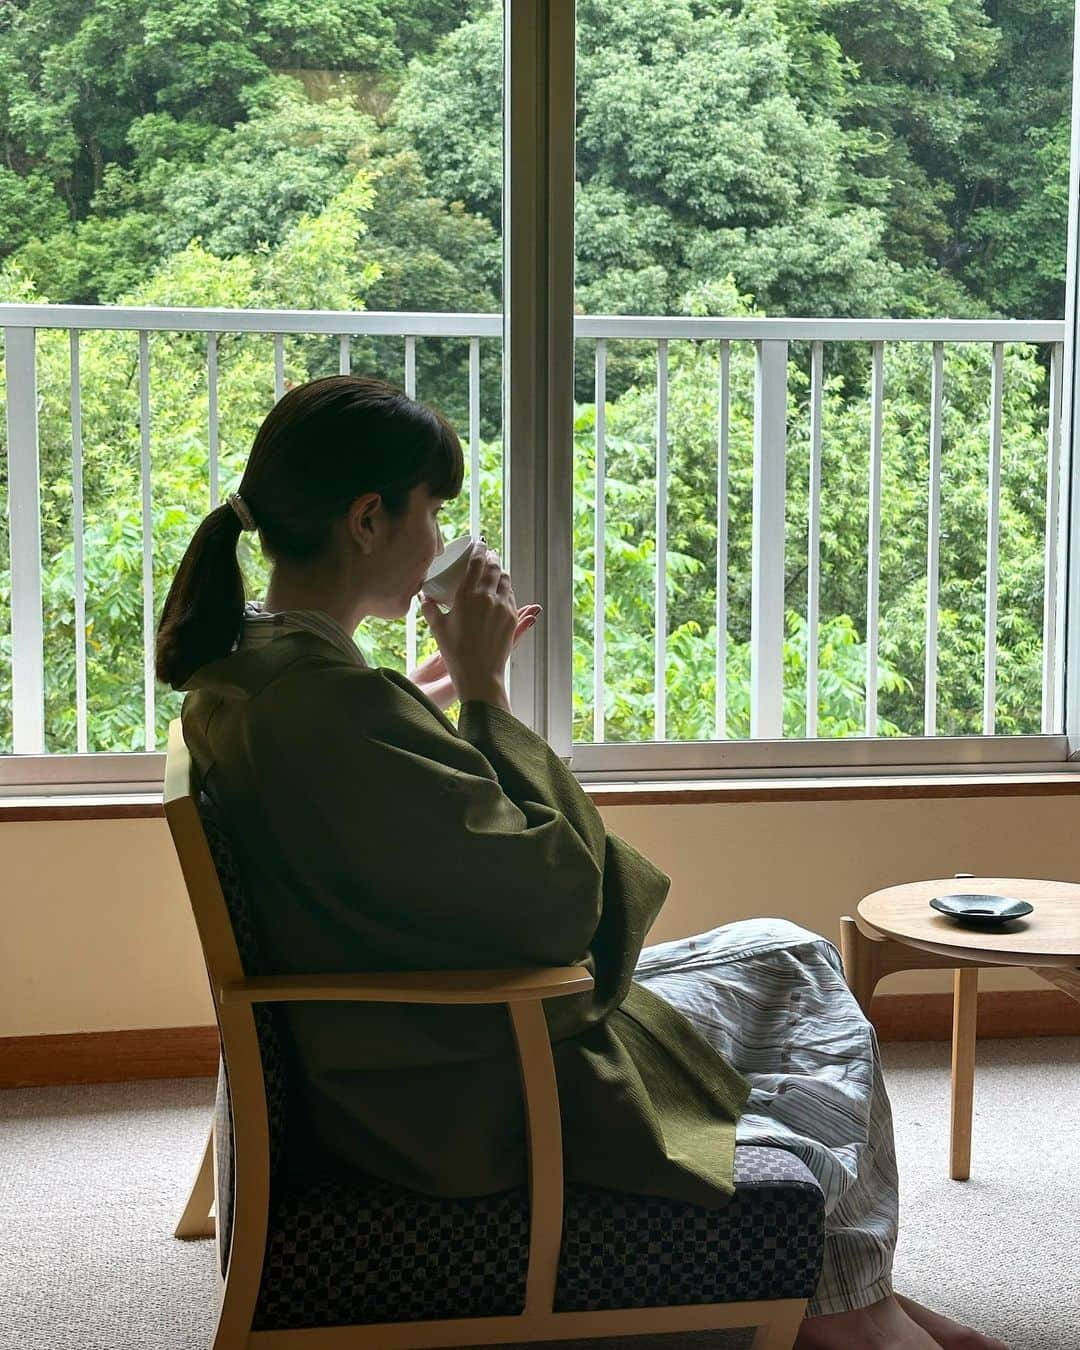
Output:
[925,342,944,736]
[866,340,885,736]
[983,342,1004,735]
[751,340,787,739]
[806,340,824,738]
[5,327,45,754]
[654,339,669,740]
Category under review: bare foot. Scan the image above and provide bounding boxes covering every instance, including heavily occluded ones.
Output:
[894,1291,1009,1350]
[795,1294,941,1350]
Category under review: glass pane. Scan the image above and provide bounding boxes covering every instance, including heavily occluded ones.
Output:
[0,3,503,753]
[573,0,1074,744]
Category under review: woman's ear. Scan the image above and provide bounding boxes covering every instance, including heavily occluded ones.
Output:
[347,493,381,553]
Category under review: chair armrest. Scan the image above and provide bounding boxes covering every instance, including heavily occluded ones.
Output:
[218,965,594,1006]
[218,962,591,1317]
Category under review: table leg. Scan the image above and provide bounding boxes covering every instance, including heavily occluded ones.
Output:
[839,916,881,1016]
[950,967,978,1181]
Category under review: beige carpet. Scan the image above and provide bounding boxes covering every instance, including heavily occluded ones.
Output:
[1,1037,1078,1350]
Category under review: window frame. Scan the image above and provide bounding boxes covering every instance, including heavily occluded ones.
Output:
[1062,0,1080,756]
[503,0,576,757]
[506,0,1080,783]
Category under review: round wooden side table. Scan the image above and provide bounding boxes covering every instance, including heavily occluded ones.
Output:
[844,877,1080,1180]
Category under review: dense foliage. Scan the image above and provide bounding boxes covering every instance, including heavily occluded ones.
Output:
[0,0,1070,750]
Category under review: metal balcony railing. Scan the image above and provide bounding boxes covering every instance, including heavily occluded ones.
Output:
[0,305,1068,769]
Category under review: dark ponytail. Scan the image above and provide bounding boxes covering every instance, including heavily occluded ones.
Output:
[155,504,246,688]
[156,375,463,689]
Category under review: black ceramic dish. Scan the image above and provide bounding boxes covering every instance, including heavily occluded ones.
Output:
[929,892,1034,928]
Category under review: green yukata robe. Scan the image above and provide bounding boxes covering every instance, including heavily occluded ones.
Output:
[182,630,751,1208]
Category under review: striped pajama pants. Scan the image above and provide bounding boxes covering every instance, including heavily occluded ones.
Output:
[634,918,898,1318]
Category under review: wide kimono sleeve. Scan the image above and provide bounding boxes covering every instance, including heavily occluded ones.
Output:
[455,695,674,1012]
[228,660,670,977]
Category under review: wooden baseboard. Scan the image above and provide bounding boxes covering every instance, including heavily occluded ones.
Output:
[0,1025,219,1088]
[3,991,1079,1088]
[871,988,1080,1041]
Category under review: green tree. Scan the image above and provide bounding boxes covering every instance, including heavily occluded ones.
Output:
[953,0,1074,317]
[399,0,902,319]
[819,0,998,270]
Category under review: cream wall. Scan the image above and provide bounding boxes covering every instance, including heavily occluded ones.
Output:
[3,793,1078,1037]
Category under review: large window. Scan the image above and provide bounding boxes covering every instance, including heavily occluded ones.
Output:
[1,0,1079,788]
[0,0,504,774]
[567,0,1076,776]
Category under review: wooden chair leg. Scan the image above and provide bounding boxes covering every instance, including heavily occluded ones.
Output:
[751,1300,807,1350]
[175,1121,216,1239]
[949,967,978,1181]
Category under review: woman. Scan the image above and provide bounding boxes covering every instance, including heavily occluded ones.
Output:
[158,375,1006,1350]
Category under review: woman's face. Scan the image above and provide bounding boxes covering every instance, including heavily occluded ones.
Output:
[363,482,446,619]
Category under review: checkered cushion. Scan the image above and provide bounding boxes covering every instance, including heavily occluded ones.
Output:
[198,793,825,1329]
[245,1145,823,1329]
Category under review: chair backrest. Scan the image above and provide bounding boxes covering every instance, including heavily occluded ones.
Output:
[197,789,292,1174]
[162,720,292,1175]
[163,719,250,1000]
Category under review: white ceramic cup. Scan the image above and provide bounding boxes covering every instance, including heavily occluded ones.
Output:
[420,535,486,608]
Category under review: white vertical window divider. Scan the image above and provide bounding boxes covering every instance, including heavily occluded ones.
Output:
[807,341,823,738]
[338,334,350,376]
[504,0,575,754]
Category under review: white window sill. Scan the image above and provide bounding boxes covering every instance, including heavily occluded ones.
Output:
[585,770,1080,806]
[3,770,1080,821]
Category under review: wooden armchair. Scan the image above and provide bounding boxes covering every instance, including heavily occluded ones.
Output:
[165,718,824,1350]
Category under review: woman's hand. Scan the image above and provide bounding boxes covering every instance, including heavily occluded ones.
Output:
[409,602,542,710]
[418,545,525,709]
[406,648,457,710]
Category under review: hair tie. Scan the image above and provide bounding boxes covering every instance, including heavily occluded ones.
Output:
[227,492,256,531]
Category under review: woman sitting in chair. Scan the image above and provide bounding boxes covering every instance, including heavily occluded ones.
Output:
[157,375,1005,1350]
